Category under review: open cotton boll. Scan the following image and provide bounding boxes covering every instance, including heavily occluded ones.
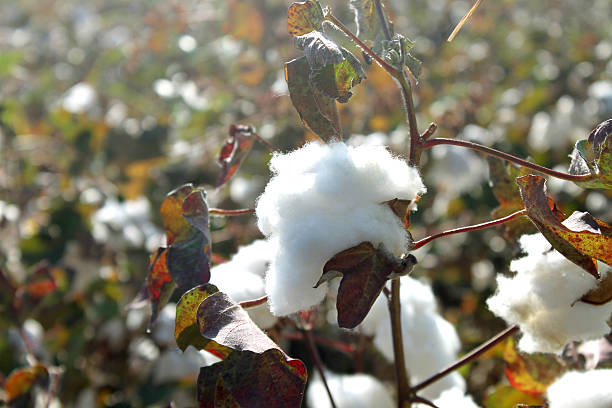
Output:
[546,370,612,408]
[256,142,426,316]
[373,277,465,400]
[414,387,481,408]
[209,242,276,329]
[306,370,394,408]
[487,233,612,354]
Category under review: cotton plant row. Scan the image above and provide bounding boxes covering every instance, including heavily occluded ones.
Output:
[119,1,612,408]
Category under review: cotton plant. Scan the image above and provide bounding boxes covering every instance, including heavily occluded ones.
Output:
[546,369,612,408]
[125,1,612,407]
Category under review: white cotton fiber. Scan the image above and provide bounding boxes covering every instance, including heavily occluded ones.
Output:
[256,142,426,316]
[209,240,276,329]
[414,387,481,408]
[546,370,612,408]
[487,233,612,354]
[373,276,465,400]
[306,370,394,408]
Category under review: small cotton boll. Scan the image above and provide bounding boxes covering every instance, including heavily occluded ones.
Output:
[306,370,394,408]
[373,277,465,400]
[546,370,612,408]
[487,233,612,354]
[256,142,426,316]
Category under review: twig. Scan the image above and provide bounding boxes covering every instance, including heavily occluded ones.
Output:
[281,332,356,356]
[302,329,338,408]
[420,123,437,141]
[447,0,483,42]
[239,295,268,309]
[389,279,411,408]
[412,324,519,393]
[412,209,527,250]
[209,208,255,216]
[420,138,597,182]
[253,132,277,151]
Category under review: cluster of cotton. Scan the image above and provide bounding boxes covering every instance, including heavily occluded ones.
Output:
[361,276,465,400]
[306,370,394,408]
[256,142,426,316]
[208,240,277,329]
[487,233,612,354]
[414,387,481,408]
[546,370,612,408]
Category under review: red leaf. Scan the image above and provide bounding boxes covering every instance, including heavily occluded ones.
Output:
[23,263,57,299]
[4,364,49,403]
[217,124,256,187]
[320,242,416,329]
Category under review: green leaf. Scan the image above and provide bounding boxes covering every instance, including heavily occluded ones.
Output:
[568,119,612,189]
[516,175,612,280]
[318,242,416,329]
[285,57,341,141]
[217,125,256,187]
[349,0,390,45]
[484,385,545,408]
[196,291,307,407]
[287,0,325,37]
[310,49,365,103]
[294,31,344,69]
[504,337,565,395]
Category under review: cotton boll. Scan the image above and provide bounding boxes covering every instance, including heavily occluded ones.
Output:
[373,277,465,400]
[546,370,612,408]
[487,233,612,354]
[256,142,426,316]
[306,370,394,408]
[414,387,481,408]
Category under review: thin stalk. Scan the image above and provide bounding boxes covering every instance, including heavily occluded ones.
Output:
[239,295,268,309]
[389,279,411,408]
[412,324,519,393]
[396,73,420,166]
[253,132,276,151]
[447,0,483,42]
[412,209,527,250]
[420,138,597,183]
[209,208,255,216]
[420,123,437,141]
[325,13,397,77]
[302,329,338,408]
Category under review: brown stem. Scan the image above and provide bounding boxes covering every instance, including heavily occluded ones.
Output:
[302,329,338,408]
[412,324,519,393]
[412,209,527,250]
[281,332,356,356]
[420,138,597,182]
[420,123,437,141]
[253,132,276,151]
[324,13,397,77]
[239,295,268,309]
[396,74,420,166]
[389,279,411,408]
[209,208,255,216]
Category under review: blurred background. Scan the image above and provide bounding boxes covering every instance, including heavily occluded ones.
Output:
[0,0,611,406]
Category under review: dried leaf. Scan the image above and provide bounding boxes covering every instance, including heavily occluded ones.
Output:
[319,242,416,328]
[146,248,176,326]
[285,57,341,141]
[287,0,325,37]
[582,267,612,305]
[568,119,612,189]
[294,31,344,69]
[4,364,49,404]
[384,198,413,229]
[504,337,565,395]
[217,125,256,188]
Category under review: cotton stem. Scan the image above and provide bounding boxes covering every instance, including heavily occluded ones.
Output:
[389,279,411,408]
[302,329,338,408]
[209,208,255,216]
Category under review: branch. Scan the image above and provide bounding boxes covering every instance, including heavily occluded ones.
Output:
[239,295,268,309]
[281,332,357,356]
[389,279,411,407]
[209,208,255,216]
[302,329,338,408]
[412,209,527,250]
[411,324,519,393]
[253,132,277,151]
[420,138,597,182]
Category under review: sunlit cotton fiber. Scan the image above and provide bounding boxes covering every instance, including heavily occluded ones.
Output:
[209,240,276,329]
[306,370,394,408]
[415,387,481,408]
[256,142,426,316]
[487,233,612,354]
[372,276,465,400]
[546,370,612,408]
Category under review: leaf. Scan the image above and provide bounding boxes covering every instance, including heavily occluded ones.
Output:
[384,198,413,229]
[484,385,545,408]
[4,364,49,404]
[285,57,341,141]
[516,175,612,278]
[488,157,536,241]
[294,31,344,69]
[318,242,417,329]
[23,263,57,299]
[582,267,612,305]
[350,0,389,45]
[146,248,176,328]
[568,119,612,189]
[311,49,365,103]
[504,337,565,395]
[196,290,307,407]
[287,0,325,37]
[217,125,256,188]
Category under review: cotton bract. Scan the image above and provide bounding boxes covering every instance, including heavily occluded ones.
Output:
[487,233,612,354]
[256,142,426,316]
[209,240,276,329]
[306,370,394,408]
[546,370,612,408]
